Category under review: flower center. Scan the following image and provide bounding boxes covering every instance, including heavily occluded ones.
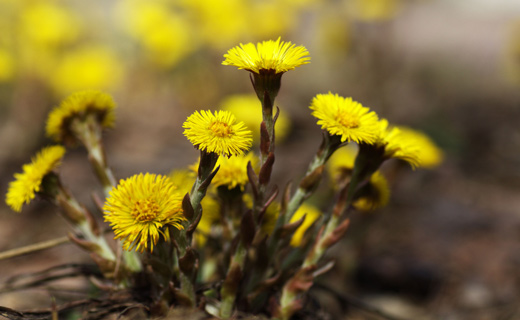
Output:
[337,112,360,129]
[131,199,160,222]
[209,121,233,137]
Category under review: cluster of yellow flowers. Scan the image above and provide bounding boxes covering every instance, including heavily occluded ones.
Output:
[4,37,443,319]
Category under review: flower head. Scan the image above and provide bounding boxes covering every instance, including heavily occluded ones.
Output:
[222,37,310,74]
[46,90,116,143]
[376,119,422,168]
[6,145,66,212]
[183,110,253,157]
[191,153,259,191]
[353,171,390,211]
[213,153,259,190]
[310,92,380,144]
[103,173,186,253]
[394,126,443,169]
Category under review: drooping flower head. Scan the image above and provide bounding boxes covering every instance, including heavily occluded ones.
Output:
[393,126,443,169]
[6,145,66,212]
[183,110,253,157]
[103,173,186,253]
[46,90,116,143]
[375,119,422,168]
[310,92,380,144]
[222,37,310,74]
[353,171,390,212]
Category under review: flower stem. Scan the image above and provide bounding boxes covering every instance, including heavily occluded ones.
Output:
[71,114,142,273]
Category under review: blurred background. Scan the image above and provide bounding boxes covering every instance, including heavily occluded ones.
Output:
[1,0,519,319]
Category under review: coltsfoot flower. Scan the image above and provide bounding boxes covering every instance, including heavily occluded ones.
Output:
[6,145,66,212]
[46,90,116,143]
[103,173,186,253]
[222,37,310,74]
[394,126,443,169]
[183,110,253,157]
[353,171,390,211]
[376,119,422,168]
[191,153,259,191]
[310,92,380,144]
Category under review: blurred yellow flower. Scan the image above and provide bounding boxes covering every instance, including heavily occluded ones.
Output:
[46,90,116,143]
[20,3,80,48]
[326,145,358,185]
[376,119,421,168]
[118,1,194,68]
[0,49,14,82]
[183,110,253,157]
[169,169,197,196]
[221,94,291,144]
[212,152,259,190]
[353,171,390,212]
[348,0,401,22]
[194,196,221,247]
[6,145,66,212]
[103,173,186,253]
[180,0,249,50]
[289,203,321,247]
[223,37,310,74]
[395,126,443,169]
[51,46,123,94]
[310,92,380,144]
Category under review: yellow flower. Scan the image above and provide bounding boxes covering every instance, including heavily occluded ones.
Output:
[183,110,253,157]
[190,152,259,191]
[353,171,390,212]
[348,0,401,22]
[222,37,310,74]
[103,173,186,253]
[20,3,80,48]
[221,94,291,144]
[51,46,123,94]
[395,127,444,169]
[194,196,221,247]
[0,49,14,82]
[117,1,194,68]
[169,169,197,196]
[310,92,380,144]
[289,203,321,247]
[6,145,66,212]
[377,119,422,168]
[46,90,116,143]
[326,145,358,186]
